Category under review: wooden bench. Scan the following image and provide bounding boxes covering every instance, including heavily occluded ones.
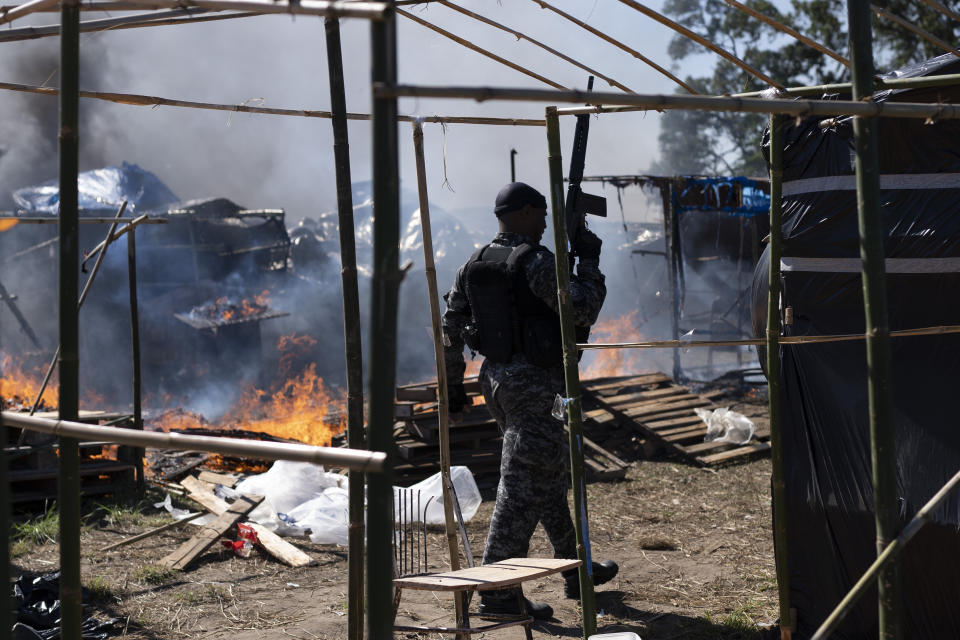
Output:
[393,557,581,638]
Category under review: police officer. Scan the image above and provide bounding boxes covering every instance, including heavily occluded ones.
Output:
[442,182,618,620]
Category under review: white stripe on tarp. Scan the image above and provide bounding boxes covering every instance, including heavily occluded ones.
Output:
[782,173,960,196]
[781,257,960,273]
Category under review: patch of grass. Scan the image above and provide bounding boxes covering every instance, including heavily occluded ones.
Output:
[10,539,33,558]
[135,565,178,585]
[89,496,168,529]
[12,505,59,545]
[85,575,117,603]
[723,608,756,630]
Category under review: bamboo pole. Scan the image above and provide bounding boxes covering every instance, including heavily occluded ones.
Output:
[529,0,697,94]
[577,323,960,349]
[0,216,167,224]
[99,511,206,551]
[0,81,545,125]
[2,412,387,470]
[82,212,152,270]
[871,4,960,59]
[367,4,399,638]
[915,0,960,26]
[0,417,8,640]
[438,1,633,93]
[545,106,596,639]
[0,275,43,350]
[724,0,849,67]
[665,182,683,381]
[411,120,467,635]
[848,1,901,636]
[812,467,960,639]
[324,17,365,640]
[397,8,567,90]
[0,8,264,42]
[58,0,82,633]
[127,228,144,489]
[120,0,389,18]
[377,84,960,119]
[616,0,784,89]
[766,113,793,640]
[0,0,58,26]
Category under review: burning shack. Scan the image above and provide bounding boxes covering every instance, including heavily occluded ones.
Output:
[0,163,294,404]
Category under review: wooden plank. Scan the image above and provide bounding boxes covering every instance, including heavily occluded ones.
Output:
[697,442,770,465]
[196,470,239,487]
[624,397,712,420]
[396,387,436,402]
[181,475,229,515]
[600,385,691,408]
[643,415,704,431]
[8,461,134,482]
[581,372,671,393]
[395,557,581,591]
[246,522,315,568]
[160,494,264,570]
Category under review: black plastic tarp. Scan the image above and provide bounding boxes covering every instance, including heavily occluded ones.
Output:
[753,53,960,638]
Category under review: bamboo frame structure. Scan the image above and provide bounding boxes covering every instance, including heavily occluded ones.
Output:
[723,0,849,67]
[848,0,902,634]
[2,412,387,469]
[0,0,58,25]
[766,114,792,640]
[323,17,365,640]
[0,81,545,126]
[872,4,960,59]
[438,1,633,93]
[545,106,596,640]
[367,6,399,638]
[378,84,960,119]
[0,8,261,43]
[8,2,960,638]
[58,0,82,632]
[411,120,468,636]
[397,8,567,90]
[616,0,783,89]
[529,0,696,94]
[916,0,960,25]
[119,0,390,18]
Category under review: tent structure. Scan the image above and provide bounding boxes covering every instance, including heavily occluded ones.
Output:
[752,52,960,638]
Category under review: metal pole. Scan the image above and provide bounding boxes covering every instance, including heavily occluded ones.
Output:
[766,114,793,640]
[58,0,82,633]
[510,148,517,181]
[545,105,596,639]
[127,229,144,489]
[846,1,901,636]
[368,3,399,638]
[324,17,365,640]
[0,418,9,640]
[411,121,467,634]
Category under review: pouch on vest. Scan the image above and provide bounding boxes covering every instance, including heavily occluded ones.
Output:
[463,244,523,363]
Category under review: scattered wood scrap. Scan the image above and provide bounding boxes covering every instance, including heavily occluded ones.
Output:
[246,523,315,568]
[160,493,264,570]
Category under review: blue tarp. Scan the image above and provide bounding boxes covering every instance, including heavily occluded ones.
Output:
[12,162,179,213]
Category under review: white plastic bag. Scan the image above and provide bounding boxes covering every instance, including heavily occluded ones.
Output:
[235,460,346,536]
[394,466,481,525]
[695,407,755,445]
[286,487,350,545]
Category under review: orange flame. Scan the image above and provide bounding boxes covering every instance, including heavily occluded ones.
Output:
[152,333,345,447]
[581,311,652,380]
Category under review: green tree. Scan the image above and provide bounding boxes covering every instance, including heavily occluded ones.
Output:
[653,0,960,176]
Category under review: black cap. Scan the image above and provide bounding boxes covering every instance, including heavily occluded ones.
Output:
[494,182,547,216]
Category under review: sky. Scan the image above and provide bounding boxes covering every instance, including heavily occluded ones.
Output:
[0,0,719,224]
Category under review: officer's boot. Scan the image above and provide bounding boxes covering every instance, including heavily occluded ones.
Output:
[478,588,554,620]
[563,560,620,599]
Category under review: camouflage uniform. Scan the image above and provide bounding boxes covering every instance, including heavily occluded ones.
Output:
[442,231,605,566]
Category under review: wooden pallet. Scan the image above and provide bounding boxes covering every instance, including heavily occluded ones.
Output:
[394,376,630,484]
[580,376,770,466]
[5,410,137,503]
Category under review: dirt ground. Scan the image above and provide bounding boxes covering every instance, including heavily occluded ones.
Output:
[11,394,779,640]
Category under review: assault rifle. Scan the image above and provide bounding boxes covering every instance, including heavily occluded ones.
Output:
[565,76,607,256]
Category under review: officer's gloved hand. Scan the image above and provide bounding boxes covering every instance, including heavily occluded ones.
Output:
[448,382,467,414]
[574,227,602,261]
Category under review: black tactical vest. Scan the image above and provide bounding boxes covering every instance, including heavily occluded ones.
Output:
[462,243,575,368]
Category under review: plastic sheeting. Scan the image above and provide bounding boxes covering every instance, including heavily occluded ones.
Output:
[754,53,960,638]
[12,161,179,213]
